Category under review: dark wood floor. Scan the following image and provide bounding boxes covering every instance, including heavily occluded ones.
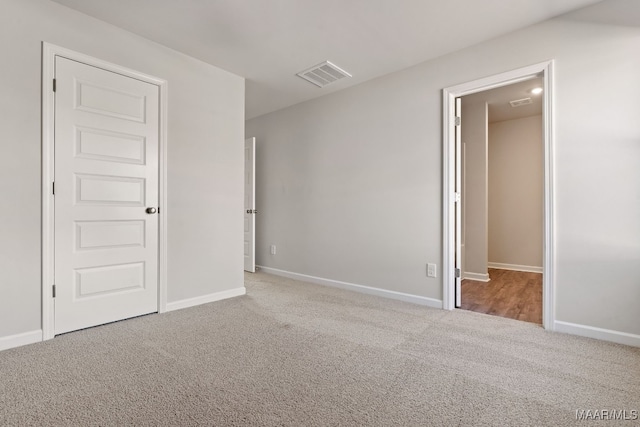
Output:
[461,268,542,324]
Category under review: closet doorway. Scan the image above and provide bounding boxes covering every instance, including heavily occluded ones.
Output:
[459,78,543,324]
[442,61,555,330]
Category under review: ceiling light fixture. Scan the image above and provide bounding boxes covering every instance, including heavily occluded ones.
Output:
[531,87,543,95]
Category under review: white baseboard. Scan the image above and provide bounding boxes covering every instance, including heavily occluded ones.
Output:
[488,262,543,273]
[554,321,640,348]
[463,272,491,282]
[256,266,442,309]
[0,330,42,352]
[166,287,246,312]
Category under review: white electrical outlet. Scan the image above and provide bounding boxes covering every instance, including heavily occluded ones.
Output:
[427,263,437,278]
[270,245,276,255]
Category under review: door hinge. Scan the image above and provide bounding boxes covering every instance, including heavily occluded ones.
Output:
[52,284,56,298]
[454,192,461,203]
[53,79,56,92]
[52,181,55,195]
[455,116,461,126]
[455,268,461,278]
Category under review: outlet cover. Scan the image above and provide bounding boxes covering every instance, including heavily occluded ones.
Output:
[427,263,437,278]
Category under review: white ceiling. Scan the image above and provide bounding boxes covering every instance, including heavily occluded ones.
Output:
[464,77,544,123]
[51,0,603,119]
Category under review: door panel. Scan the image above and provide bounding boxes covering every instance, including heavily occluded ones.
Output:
[54,57,159,335]
[75,221,145,250]
[244,137,256,272]
[75,80,146,121]
[75,262,145,297]
[76,127,145,164]
[75,174,146,205]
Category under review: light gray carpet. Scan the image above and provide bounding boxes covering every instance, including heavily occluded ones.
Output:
[1,272,639,426]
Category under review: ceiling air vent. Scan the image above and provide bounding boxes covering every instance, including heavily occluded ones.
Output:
[509,97,533,108]
[296,61,352,88]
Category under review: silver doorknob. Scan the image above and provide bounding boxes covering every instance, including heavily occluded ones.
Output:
[146,207,157,214]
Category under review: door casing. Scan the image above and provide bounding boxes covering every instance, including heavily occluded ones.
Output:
[442,61,556,330]
[41,43,169,340]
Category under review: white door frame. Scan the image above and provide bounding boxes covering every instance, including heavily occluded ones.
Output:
[41,43,169,340]
[442,61,556,330]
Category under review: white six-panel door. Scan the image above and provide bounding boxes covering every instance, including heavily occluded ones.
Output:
[54,57,160,335]
[244,137,256,272]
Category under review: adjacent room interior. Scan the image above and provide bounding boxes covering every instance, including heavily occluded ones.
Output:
[460,78,544,324]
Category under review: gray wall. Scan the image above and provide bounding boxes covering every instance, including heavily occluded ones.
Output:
[246,5,640,336]
[488,115,543,268]
[0,0,245,339]
[461,98,488,279]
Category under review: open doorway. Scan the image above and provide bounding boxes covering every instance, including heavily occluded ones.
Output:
[459,78,543,324]
[442,61,555,330]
